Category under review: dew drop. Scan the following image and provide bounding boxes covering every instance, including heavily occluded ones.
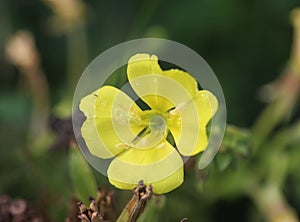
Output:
[100,101,107,107]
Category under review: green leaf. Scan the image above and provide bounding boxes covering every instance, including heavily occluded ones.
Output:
[221,125,252,157]
[216,153,233,171]
[69,143,97,205]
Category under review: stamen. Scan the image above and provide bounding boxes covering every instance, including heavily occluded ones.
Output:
[168,108,181,127]
[115,143,130,149]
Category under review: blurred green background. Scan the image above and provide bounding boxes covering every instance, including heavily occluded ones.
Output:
[1,0,300,221]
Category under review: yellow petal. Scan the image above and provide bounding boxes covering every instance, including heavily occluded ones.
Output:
[80,86,143,158]
[109,166,183,194]
[163,69,198,96]
[168,90,218,156]
[107,142,184,194]
[80,89,114,158]
[127,54,170,111]
[127,54,199,112]
[127,54,163,80]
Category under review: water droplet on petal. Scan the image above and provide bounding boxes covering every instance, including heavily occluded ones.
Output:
[100,101,107,107]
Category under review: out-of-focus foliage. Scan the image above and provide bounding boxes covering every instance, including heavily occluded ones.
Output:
[1,0,300,221]
[69,142,97,206]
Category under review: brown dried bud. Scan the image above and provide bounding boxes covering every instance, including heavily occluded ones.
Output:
[91,212,102,222]
[5,31,40,72]
[77,201,87,214]
[89,199,98,214]
[69,187,116,222]
[0,195,44,221]
[9,199,27,215]
[117,181,153,222]
[78,213,90,222]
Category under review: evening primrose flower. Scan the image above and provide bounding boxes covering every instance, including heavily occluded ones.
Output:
[80,54,218,194]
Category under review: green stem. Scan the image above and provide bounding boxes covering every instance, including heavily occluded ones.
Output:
[252,8,300,152]
[249,184,298,222]
[66,26,89,97]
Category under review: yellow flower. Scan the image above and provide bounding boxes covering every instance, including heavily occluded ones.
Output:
[80,54,218,194]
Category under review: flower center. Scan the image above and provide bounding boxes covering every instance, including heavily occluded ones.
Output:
[131,114,167,149]
[149,114,166,131]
